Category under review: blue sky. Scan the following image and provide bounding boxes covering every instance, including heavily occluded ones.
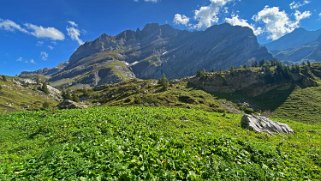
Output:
[1,0,321,76]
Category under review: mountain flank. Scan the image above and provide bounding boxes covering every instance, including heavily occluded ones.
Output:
[66,61,321,123]
[20,23,272,88]
[265,28,321,63]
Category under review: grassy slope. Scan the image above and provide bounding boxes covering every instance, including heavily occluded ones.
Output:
[272,81,321,123]
[0,106,320,180]
[86,79,239,113]
[213,83,321,124]
[82,75,321,124]
[192,64,321,124]
[262,64,321,123]
[0,77,57,113]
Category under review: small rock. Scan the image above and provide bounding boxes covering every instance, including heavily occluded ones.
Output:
[58,100,88,109]
[241,114,294,134]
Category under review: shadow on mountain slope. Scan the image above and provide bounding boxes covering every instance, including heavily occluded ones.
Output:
[211,85,296,112]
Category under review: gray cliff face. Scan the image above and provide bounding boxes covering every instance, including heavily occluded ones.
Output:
[20,23,272,88]
[188,68,317,97]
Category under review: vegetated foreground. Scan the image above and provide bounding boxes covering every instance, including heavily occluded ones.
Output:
[0,106,320,180]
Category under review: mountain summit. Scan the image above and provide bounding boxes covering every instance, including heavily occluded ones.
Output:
[21,23,272,88]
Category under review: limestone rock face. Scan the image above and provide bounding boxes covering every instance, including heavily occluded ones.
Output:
[58,100,88,109]
[241,114,294,134]
[47,85,62,101]
[188,68,318,97]
[20,23,272,88]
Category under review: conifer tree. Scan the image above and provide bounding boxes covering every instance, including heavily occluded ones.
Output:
[158,74,169,91]
[42,82,49,94]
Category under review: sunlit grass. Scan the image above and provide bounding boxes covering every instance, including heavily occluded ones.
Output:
[0,106,320,180]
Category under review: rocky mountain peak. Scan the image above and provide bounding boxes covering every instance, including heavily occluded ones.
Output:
[141,23,161,33]
[116,30,137,41]
[22,23,272,88]
[97,33,112,41]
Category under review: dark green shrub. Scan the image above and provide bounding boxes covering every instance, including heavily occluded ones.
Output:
[72,94,80,102]
[158,74,169,91]
[196,70,207,79]
[244,107,255,114]
[42,102,50,109]
[1,75,7,81]
[62,90,72,100]
[178,95,196,104]
[41,82,49,94]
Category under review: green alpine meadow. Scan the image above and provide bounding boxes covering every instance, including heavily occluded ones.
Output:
[2,0,321,180]
[0,107,320,180]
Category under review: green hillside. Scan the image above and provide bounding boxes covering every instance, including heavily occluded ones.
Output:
[0,106,320,180]
[1,63,321,180]
[0,76,57,113]
[272,82,321,123]
[80,79,238,113]
[188,63,321,124]
[270,63,321,123]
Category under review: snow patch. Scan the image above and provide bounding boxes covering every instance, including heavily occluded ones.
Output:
[130,61,139,66]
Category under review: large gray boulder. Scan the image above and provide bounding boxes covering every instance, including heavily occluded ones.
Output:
[58,100,88,109]
[241,114,294,134]
[46,84,62,101]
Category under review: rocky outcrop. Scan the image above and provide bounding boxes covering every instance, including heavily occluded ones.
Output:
[46,85,62,101]
[188,67,318,97]
[58,100,88,109]
[241,114,294,134]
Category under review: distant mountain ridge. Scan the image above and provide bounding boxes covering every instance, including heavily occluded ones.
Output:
[265,28,321,63]
[20,23,272,88]
[265,28,321,52]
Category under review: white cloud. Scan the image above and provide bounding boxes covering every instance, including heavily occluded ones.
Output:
[40,51,48,61]
[16,57,35,64]
[16,57,23,62]
[173,14,190,25]
[0,19,65,41]
[253,6,311,40]
[67,21,78,27]
[173,0,233,30]
[36,41,44,46]
[223,7,229,14]
[66,21,84,45]
[24,23,65,41]
[225,15,262,35]
[319,12,321,18]
[0,19,28,33]
[193,0,233,29]
[29,59,35,64]
[294,10,311,22]
[48,45,54,50]
[290,0,310,9]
